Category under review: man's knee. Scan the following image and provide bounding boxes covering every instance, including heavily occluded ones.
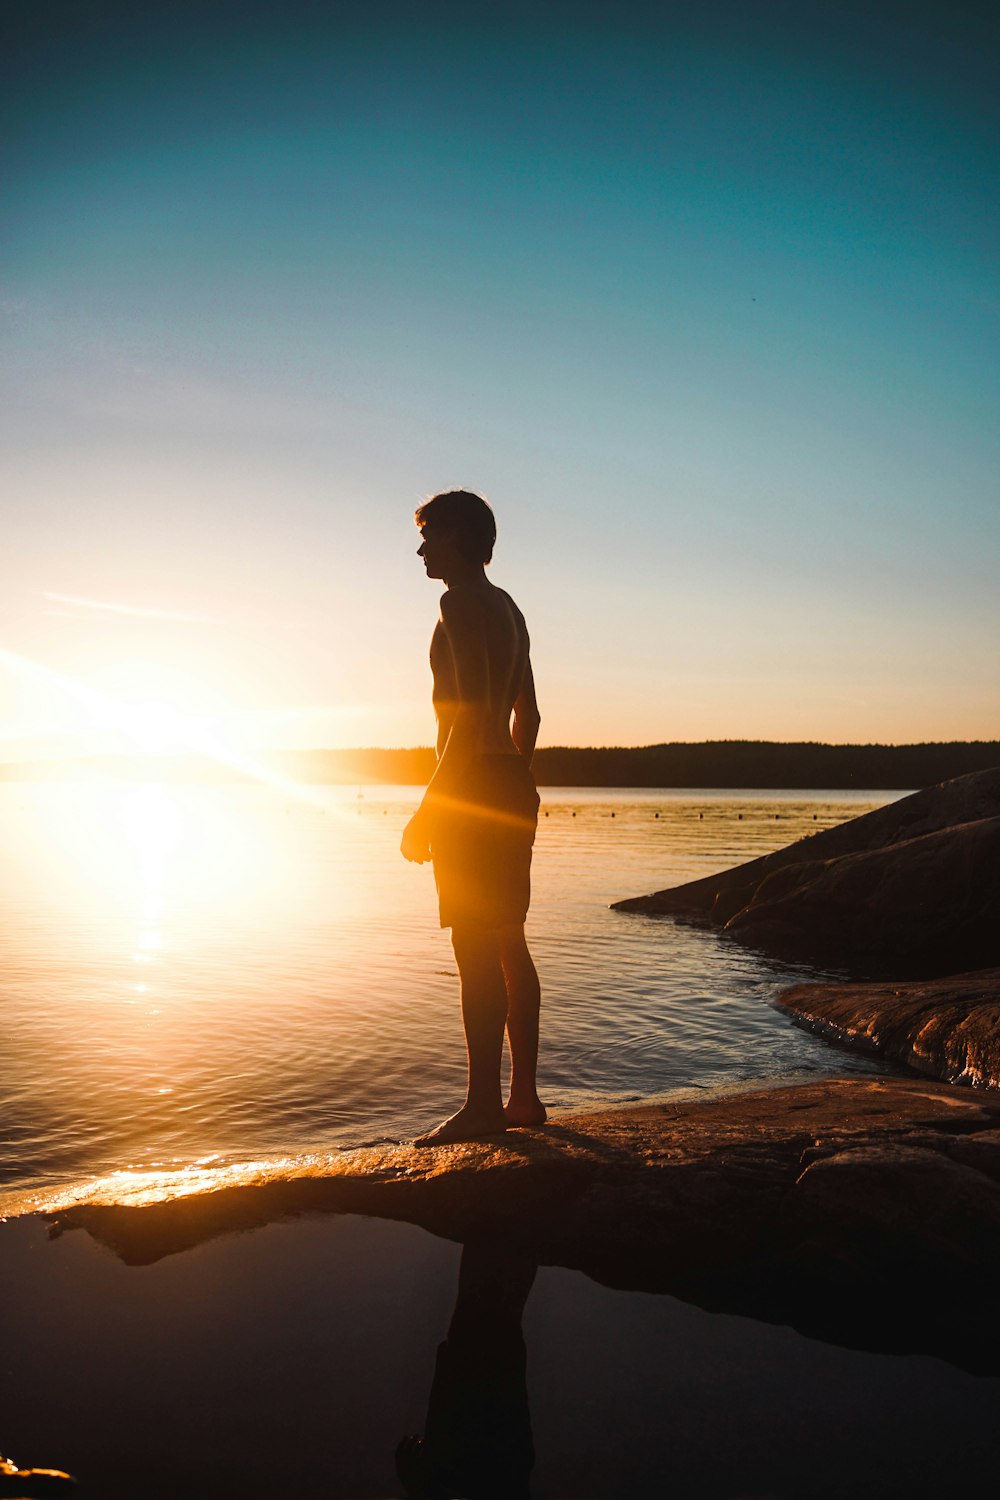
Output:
[497,922,529,966]
[451,922,502,968]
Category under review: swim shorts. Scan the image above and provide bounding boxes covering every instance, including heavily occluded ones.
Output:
[430,755,540,929]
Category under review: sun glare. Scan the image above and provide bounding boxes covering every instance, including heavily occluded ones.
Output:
[0,646,332,809]
[121,700,194,754]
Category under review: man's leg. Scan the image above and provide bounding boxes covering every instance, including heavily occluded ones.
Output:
[414,923,509,1147]
[499,925,547,1127]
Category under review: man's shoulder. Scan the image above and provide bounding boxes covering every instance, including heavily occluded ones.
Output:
[440,581,527,633]
[439,583,479,612]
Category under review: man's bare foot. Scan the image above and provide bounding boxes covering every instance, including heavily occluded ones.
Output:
[504,1095,548,1128]
[413,1105,508,1148]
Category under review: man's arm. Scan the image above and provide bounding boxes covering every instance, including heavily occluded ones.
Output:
[512,656,540,763]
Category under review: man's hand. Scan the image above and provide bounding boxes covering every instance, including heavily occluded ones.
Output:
[401,811,432,864]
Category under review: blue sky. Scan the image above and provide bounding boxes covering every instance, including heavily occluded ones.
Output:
[2,0,997,753]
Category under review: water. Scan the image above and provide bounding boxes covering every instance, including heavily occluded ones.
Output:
[3,1212,997,1498]
[0,782,901,1211]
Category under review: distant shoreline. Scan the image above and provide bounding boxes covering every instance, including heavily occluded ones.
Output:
[2,740,997,790]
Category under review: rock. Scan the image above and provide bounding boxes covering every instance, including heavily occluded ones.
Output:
[780,1143,1000,1283]
[612,768,1000,979]
[725,815,1000,976]
[0,1455,75,1496]
[47,1077,1000,1370]
[777,968,1000,1087]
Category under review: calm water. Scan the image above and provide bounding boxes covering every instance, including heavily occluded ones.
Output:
[4,1212,997,1498]
[0,782,902,1211]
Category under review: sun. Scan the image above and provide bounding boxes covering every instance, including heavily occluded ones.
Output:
[121,699,197,754]
[0,647,329,807]
[0,647,231,762]
[80,663,243,762]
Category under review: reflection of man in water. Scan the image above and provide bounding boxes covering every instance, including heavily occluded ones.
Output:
[401,490,546,1147]
[396,1241,537,1500]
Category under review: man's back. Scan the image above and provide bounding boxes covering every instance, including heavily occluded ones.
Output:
[430,580,532,758]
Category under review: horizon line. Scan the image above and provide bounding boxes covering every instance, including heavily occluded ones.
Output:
[2,736,999,771]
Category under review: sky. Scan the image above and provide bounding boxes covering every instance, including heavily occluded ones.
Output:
[2,0,998,759]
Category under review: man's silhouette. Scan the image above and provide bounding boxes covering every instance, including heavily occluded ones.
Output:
[401,490,545,1146]
[395,1240,537,1499]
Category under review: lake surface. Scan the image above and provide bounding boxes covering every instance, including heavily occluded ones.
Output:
[0,782,902,1212]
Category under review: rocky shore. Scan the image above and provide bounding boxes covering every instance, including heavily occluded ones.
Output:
[612,768,1000,979]
[778,968,1000,1087]
[50,1075,1000,1371]
[614,768,995,954]
[613,768,1000,1090]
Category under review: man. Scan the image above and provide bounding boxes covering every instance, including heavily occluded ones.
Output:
[401,489,546,1147]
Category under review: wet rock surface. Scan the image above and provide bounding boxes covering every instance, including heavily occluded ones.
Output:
[49,1077,1000,1371]
[612,768,1000,979]
[778,968,1000,1088]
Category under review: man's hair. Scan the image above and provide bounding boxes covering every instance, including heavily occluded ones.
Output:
[414,489,496,565]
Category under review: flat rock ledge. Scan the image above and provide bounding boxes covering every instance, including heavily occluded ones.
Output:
[50,1077,1000,1371]
[778,968,1000,1089]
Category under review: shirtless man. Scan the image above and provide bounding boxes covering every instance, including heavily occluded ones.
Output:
[401,489,546,1147]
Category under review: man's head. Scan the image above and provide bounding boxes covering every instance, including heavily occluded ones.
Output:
[414,490,496,576]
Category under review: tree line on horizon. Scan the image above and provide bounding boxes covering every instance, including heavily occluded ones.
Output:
[272,739,1000,790]
[3,740,997,789]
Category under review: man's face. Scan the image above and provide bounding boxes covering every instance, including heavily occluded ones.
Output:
[416,523,456,580]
